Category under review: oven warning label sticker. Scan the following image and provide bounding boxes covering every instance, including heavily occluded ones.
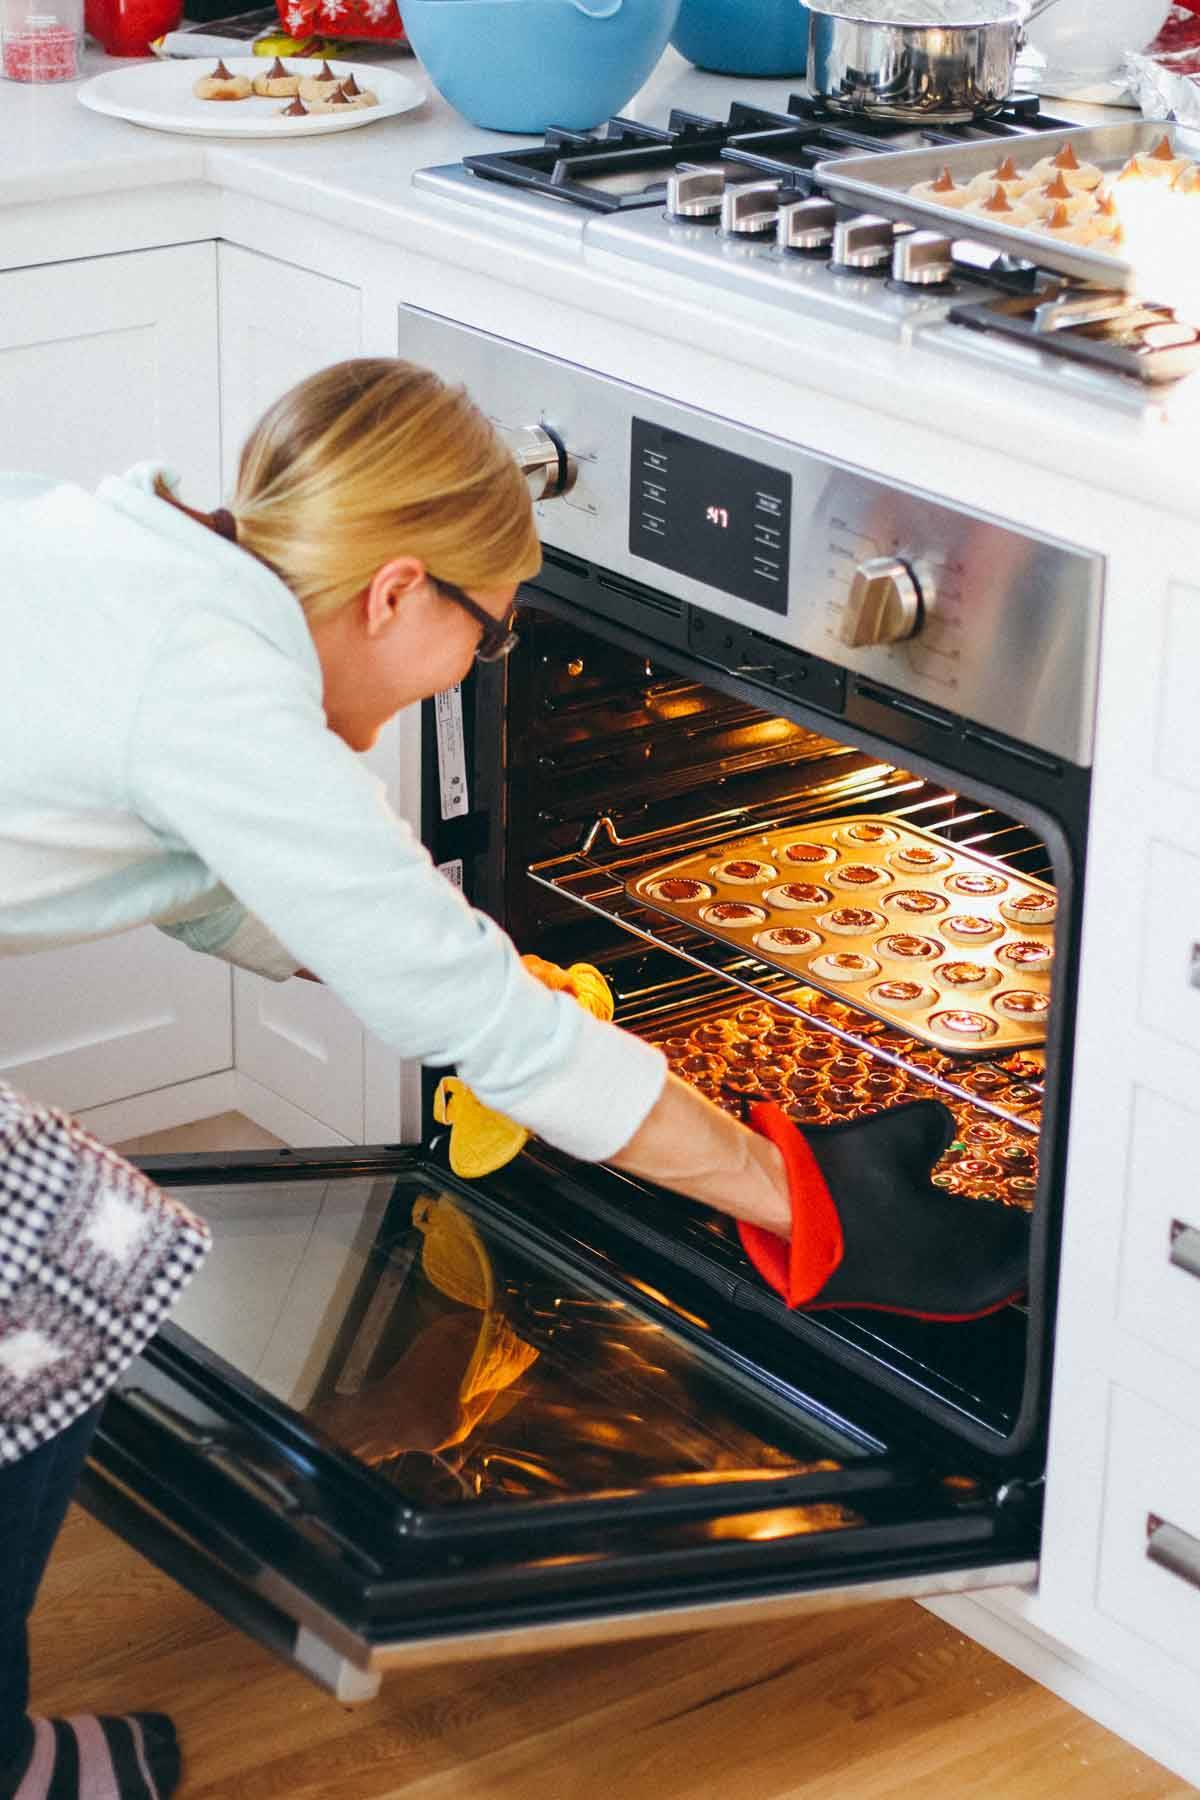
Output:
[437,858,464,890]
[435,684,469,821]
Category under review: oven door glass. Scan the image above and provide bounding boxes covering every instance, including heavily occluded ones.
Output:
[82,1146,1039,1690]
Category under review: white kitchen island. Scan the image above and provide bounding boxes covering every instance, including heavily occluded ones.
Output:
[3,43,1200,1787]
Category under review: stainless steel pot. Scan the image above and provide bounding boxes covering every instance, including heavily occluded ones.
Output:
[807,0,1064,123]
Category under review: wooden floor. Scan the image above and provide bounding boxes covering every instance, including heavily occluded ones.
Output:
[27,1507,1194,1799]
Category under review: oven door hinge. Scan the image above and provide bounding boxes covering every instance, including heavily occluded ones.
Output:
[994,1474,1045,1533]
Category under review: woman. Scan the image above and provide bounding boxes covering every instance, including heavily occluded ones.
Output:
[0,359,792,1799]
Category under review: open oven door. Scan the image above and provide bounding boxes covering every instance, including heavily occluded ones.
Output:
[78,1144,1040,1702]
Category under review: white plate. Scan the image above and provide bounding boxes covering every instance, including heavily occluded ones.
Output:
[77,55,424,137]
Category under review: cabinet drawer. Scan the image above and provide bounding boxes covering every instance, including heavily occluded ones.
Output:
[1119,1084,1200,1371]
[1098,1387,1200,1677]
[1138,839,1200,1056]
[1157,581,1200,795]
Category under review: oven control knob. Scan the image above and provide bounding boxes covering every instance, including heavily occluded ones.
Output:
[667,167,726,221]
[498,422,575,501]
[841,556,923,648]
[778,197,837,254]
[892,230,954,286]
[721,180,781,238]
[832,214,895,271]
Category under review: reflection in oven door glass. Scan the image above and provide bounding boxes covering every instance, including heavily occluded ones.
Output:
[308,1190,865,1510]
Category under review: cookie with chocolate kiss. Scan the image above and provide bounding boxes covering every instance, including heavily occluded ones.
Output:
[194,59,252,100]
[298,60,342,102]
[253,57,300,97]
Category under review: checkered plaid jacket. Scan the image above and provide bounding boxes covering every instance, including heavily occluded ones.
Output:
[0,1081,211,1464]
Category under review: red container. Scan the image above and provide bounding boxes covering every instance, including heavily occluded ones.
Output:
[85,0,180,54]
[274,0,406,44]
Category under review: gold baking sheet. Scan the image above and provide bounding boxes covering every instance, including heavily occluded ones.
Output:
[627,815,1055,1056]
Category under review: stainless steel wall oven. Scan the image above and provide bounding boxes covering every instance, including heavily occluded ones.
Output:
[77,316,1101,1701]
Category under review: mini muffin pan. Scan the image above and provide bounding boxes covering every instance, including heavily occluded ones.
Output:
[644,990,1041,1212]
[629,815,1056,1055]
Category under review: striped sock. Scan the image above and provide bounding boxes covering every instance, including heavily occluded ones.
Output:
[8,1714,180,1799]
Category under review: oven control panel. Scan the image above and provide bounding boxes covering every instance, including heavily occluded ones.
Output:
[400,307,1103,768]
[629,419,791,615]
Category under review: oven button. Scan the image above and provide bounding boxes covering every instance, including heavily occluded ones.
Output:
[497,422,576,501]
[841,556,923,648]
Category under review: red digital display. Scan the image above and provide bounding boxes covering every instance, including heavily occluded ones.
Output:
[630,418,790,615]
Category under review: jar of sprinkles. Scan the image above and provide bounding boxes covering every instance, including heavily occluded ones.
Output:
[2,0,80,79]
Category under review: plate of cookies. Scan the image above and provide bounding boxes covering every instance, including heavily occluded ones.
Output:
[77,55,424,137]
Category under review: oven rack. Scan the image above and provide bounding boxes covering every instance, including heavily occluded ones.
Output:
[527,791,1049,1136]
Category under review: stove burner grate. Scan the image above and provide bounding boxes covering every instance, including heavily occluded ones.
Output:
[461,94,1079,215]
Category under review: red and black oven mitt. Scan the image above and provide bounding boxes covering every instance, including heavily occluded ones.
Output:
[738,1100,1029,1321]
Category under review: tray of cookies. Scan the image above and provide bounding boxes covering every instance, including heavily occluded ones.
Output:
[814,122,1200,291]
[647,993,1041,1211]
[629,815,1056,1056]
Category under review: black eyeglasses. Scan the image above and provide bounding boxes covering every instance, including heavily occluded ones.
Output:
[432,577,520,664]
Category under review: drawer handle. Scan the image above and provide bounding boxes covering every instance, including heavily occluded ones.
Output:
[1169,1220,1200,1281]
[1147,1513,1200,1591]
[1192,943,1200,990]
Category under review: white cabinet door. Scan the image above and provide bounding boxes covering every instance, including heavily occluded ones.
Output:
[0,244,222,504]
[216,245,363,491]
[0,244,231,1114]
[217,246,385,1142]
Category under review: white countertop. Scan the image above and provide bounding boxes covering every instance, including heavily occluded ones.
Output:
[2,45,1199,523]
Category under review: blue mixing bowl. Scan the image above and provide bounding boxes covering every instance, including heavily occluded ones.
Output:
[402,0,682,134]
[671,0,809,76]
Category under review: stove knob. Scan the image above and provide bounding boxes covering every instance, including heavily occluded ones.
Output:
[498,422,575,501]
[892,230,954,286]
[667,167,726,221]
[777,196,837,253]
[841,556,923,648]
[831,214,895,271]
[721,180,781,238]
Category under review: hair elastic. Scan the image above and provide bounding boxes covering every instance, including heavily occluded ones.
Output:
[210,507,238,544]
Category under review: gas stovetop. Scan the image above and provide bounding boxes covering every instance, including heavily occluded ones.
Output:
[413,94,1200,395]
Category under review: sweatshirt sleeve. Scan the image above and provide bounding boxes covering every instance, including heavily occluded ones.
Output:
[157,897,300,981]
[127,607,666,1161]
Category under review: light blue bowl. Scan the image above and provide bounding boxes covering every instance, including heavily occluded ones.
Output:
[671,0,809,76]
[402,0,682,134]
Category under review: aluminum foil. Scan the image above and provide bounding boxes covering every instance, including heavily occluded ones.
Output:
[1127,43,1200,124]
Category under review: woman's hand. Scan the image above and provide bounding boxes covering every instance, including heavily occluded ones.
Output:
[606,1072,792,1239]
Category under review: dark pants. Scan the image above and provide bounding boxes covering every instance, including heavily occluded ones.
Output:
[0,1405,103,1767]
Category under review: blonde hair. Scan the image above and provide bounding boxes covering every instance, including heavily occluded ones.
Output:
[219,358,542,622]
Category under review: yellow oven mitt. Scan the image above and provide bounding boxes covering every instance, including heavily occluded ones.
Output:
[433,956,614,1179]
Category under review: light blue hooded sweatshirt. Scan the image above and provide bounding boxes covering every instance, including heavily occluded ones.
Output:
[0,465,665,1160]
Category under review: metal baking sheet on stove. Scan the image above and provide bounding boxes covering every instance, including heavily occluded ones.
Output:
[815,123,1200,291]
[628,816,1056,1056]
